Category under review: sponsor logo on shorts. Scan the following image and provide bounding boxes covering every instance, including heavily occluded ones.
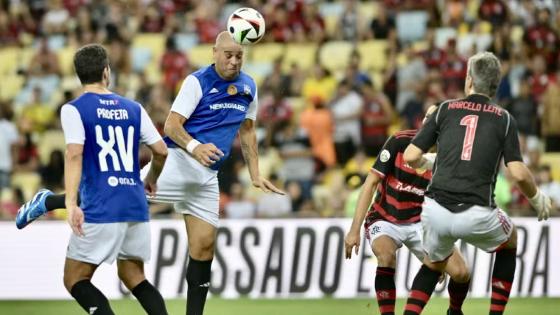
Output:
[371,225,381,235]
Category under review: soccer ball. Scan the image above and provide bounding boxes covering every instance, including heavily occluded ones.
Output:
[227,7,265,45]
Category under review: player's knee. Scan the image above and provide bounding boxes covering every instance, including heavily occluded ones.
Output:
[63,272,84,293]
[451,265,471,283]
[373,250,397,267]
[189,237,215,259]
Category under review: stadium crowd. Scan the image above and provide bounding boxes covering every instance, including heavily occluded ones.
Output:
[1,0,560,221]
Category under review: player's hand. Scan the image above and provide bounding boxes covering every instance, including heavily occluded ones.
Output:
[144,175,158,198]
[252,177,285,195]
[191,143,224,167]
[67,205,85,237]
[344,230,360,259]
[528,189,552,221]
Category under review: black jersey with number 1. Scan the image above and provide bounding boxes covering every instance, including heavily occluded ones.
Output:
[411,94,523,212]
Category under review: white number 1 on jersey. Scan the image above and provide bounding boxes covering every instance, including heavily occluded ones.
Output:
[95,125,134,172]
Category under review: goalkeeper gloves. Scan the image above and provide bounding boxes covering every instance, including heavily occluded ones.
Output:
[528,189,552,221]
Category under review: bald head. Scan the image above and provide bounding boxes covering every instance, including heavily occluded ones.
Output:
[215,31,242,50]
[213,31,244,80]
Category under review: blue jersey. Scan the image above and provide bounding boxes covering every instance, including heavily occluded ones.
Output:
[66,93,148,223]
[164,65,258,170]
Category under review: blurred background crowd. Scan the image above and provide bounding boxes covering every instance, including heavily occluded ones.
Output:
[1,0,560,221]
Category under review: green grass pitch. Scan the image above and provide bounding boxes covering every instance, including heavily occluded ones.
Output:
[1,297,559,314]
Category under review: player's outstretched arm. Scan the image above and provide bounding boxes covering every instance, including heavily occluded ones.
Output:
[507,161,552,221]
[345,171,381,259]
[239,119,284,195]
[64,144,85,236]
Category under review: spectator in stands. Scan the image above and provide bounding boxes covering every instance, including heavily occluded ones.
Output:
[396,45,427,112]
[537,165,560,212]
[258,90,293,147]
[107,38,131,90]
[440,39,467,98]
[267,4,294,43]
[224,182,256,219]
[256,173,292,217]
[302,64,337,105]
[275,122,314,200]
[13,123,39,174]
[41,0,70,35]
[300,2,326,43]
[541,71,560,152]
[39,149,64,191]
[287,180,308,213]
[139,2,165,33]
[330,79,364,166]
[523,8,559,70]
[0,102,19,197]
[0,187,24,219]
[19,87,55,133]
[442,0,467,27]
[28,37,61,77]
[369,2,395,42]
[478,0,509,28]
[344,50,371,91]
[508,0,536,27]
[344,149,375,179]
[261,57,291,96]
[73,7,101,45]
[420,28,446,70]
[135,72,153,106]
[360,80,394,157]
[507,77,538,137]
[336,0,365,42]
[300,96,336,169]
[527,54,556,104]
[161,35,190,94]
[0,9,18,45]
[192,1,221,43]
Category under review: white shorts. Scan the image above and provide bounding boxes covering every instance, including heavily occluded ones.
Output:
[67,222,150,265]
[141,148,219,227]
[421,197,513,262]
[365,220,425,261]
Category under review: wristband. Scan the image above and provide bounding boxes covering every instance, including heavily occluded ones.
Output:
[186,139,201,154]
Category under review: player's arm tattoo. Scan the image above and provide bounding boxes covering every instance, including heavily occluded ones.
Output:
[239,119,260,180]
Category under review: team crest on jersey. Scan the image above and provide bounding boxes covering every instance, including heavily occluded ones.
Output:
[227,84,237,95]
[243,84,251,95]
[380,150,390,162]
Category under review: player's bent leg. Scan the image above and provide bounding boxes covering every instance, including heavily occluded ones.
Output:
[64,258,114,315]
[489,226,517,315]
[372,235,398,267]
[118,259,168,315]
[372,235,399,315]
[185,215,217,315]
[444,248,471,315]
[15,189,54,229]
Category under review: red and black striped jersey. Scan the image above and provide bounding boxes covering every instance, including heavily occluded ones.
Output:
[364,130,431,228]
